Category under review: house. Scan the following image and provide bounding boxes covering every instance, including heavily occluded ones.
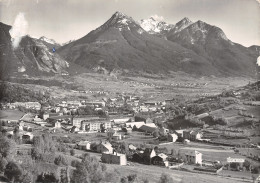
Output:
[128,144,137,151]
[168,133,178,142]
[146,118,153,123]
[159,127,169,135]
[72,116,100,128]
[125,121,145,129]
[73,116,111,132]
[43,113,50,120]
[132,153,144,163]
[77,141,91,150]
[143,148,156,164]
[179,150,202,164]
[175,130,184,138]
[190,131,202,141]
[54,121,61,128]
[111,117,132,124]
[151,153,169,167]
[122,127,132,133]
[112,133,122,140]
[101,152,127,165]
[96,142,113,154]
[183,130,192,140]
[139,125,157,135]
[183,130,202,141]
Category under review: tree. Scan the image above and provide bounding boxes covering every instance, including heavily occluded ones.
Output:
[71,153,110,183]
[243,160,251,171]
[0,157,8,173]
[54,155,68,166]
[153,130,159,138]
[127,174,137,183]
[0,136,16,160]
[4,161,23,183]
[158,173,174,183]
[70,149,75,156]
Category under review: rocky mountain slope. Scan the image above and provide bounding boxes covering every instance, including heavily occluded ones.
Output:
[58,12,222,76]
[58,12,258,77]
[140,17,258,77]
[0,22,69,78]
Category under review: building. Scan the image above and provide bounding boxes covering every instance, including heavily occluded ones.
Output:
[101,152,127,165]
[179,150,202,164]
[77,141,91,150]
[151,153,169,167]
[128,144,137,151]
[190,131,202,141]
[143,148,156,164]
[72,116,100,128]
[54,121,61,128]
[145,118,153,123]
[96,142,113,154]
[82,120,111,132]
[175,130,184,138]
[168,133,178,142]
[110,117,132,124]
[183,130,202,141]
[183,131,192,140]
[139,125,157,135]
[125,121,145,129]
[73,116,111,132]
[159,127,169,135]
[85,101,106,107]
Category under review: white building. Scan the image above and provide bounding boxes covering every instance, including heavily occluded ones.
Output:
[101,152,127,165]
[77,141,91,150]
[179,150,202,164]
[168,133,178,142]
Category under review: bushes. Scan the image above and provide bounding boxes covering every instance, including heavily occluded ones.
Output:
[70,149,75,156]
[54,155,68,166]
[158,173,174,183]
[71,153,109,183]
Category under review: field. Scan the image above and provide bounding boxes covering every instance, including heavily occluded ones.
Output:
[105,163,253,183]
[0,109,25,120]
[4,72,254,102]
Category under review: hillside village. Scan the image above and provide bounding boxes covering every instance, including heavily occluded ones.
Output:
[0,81,260,182]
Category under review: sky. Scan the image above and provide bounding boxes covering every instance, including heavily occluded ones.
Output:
[0,0,259,47]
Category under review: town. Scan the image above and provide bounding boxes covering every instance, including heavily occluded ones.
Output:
[0,85,260,182]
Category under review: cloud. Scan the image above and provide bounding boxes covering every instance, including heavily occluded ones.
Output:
[257,56,260,66]
[9,12,28,49]
[151,14,164,21]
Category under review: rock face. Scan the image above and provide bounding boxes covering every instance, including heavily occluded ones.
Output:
[57,12,259,77]
[0,22,68,78]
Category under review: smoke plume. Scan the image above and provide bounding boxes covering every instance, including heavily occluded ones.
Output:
[9,12,28,49]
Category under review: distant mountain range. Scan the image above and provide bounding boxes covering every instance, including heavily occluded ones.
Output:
[0,11,259,78]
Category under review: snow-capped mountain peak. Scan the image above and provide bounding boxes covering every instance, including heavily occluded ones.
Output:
[140,17,174,34]
[39,36,58,45]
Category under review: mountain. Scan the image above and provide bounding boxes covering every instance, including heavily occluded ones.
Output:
[165,20,257,77]
[0,22,18,79]
[39,36,61,50]
[140,17,174,36]
[0,22,69,78]
[15,35,69,74]
[57,12,220,76]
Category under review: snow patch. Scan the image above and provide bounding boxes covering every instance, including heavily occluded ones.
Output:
[18,66,26,72]
[40,36,57,45]
[137,29,144,34]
